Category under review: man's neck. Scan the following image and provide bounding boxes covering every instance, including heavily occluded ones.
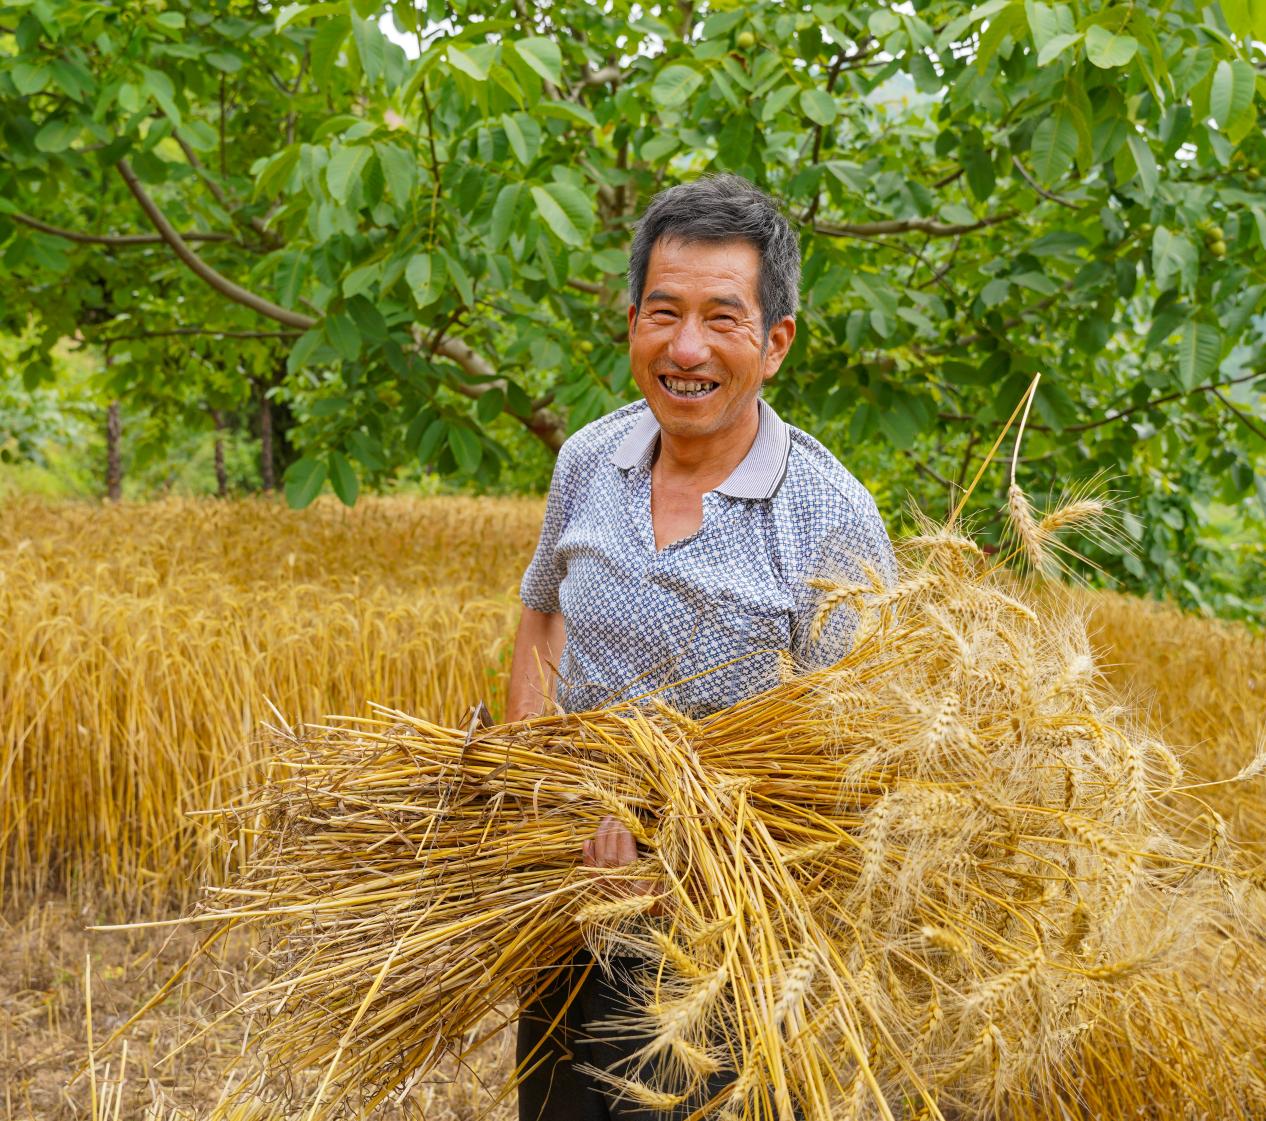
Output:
[654,400,761,490]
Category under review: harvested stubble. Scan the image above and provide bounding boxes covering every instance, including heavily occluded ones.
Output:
[173,527,1266,1121]
[0,495,541,915]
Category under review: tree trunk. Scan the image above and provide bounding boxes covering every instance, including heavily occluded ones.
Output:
[105,400,122,502]
[257,380,275,492]
[211,408,228,498]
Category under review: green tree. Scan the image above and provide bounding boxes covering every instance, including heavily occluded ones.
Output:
[1,0,1264,613]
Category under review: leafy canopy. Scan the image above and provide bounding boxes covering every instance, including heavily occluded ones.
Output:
[1,0,1264,615]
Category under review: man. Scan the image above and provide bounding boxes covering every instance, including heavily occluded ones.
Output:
[506,174,896,1119]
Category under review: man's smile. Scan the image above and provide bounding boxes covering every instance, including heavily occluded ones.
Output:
[658,374,720,399]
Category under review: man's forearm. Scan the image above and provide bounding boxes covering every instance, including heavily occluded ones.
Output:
[505,606,565,722]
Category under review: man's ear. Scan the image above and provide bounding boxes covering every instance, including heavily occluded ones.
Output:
[762,316,796,380]
[627,303,638,338]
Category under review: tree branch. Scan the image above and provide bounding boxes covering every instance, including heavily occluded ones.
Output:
[174,132,282,248]
[1212,388,1266,443]
[575,64,623,90]
[431,335,567,451]
[13,212,230,246]
[904,449,955,492]
[117,158,316,330]
[1010,155,1080,210]
[91,327,300,344]
[815,210,1017,239]
[116,158,569,454]
[936,371,1265,434]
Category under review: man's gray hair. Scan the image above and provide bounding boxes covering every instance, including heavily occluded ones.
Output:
[627,174,801,334]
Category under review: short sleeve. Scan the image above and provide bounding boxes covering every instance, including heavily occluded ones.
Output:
[519,440,579,613]
[791,497,897,668]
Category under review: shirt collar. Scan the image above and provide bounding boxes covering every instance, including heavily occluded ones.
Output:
[609,398,792,501]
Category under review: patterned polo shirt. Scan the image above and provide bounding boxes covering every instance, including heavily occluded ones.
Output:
[519,397,896,716]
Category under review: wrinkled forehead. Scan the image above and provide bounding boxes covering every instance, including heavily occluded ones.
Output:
[642,236,762,307]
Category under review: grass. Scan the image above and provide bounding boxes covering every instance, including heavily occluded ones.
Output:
[1,494,1262,1119]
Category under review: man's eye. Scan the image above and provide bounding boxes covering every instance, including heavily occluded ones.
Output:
[712,315,736,325]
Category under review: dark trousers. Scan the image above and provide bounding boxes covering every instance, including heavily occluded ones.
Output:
[516,949,733,1121]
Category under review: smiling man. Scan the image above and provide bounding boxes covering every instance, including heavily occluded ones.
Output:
[507,174,896,1120]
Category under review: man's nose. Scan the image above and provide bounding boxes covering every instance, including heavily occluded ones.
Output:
[666,315,711,369]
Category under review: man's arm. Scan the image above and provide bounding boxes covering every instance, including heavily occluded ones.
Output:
[505,606,566,722]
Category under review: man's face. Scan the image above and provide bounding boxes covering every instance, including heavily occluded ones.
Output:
[627,237,795,444]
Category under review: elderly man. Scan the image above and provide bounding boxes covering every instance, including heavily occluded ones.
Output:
[506,174,896,1120]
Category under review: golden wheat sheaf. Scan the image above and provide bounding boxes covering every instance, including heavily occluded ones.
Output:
[192,519,1266,1121]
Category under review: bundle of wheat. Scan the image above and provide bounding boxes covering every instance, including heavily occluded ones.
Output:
[154,511,1265,1121]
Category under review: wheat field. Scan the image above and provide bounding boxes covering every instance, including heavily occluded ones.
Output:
[1,495,1262,1119]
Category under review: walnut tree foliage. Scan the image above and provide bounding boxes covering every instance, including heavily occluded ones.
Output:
[1,0,1264,616]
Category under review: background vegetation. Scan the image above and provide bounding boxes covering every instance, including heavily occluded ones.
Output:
[2,0,1264,618]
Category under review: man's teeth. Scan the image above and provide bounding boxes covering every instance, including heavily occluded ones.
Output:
[663,376,718,396]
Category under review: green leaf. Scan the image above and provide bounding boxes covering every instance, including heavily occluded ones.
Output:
[448,426,482,473]
[310,17,350,90]
[1030,104,1077,184]
[417,418,447,464]
[205,51,244,73]
[342,261,380,298]
[308,396,351,418]
[325,312,361,360]
[1250,206,1266,252]
[328,451,359,506]
[531,183,592,247]
[980,277,1010,306]
[34,118,78,153]
[1024,1,1059,51]
[761,83,799,122]
[868,9,901,37]
[406,252,438,307]
[141,66,181,125]
[489,183,521,250]
[501,112,541,166]
[514,36,562,85]
[442,251,475,307]
[538,101,598,129]
[799,88,837,126]
[50,57,95,101]
[348,429,385,470]
[1126,133,1157,199]
[447,44,489,81]
[1176,321,1221,390]
[1037,31,1081,66]
[651,64,704,108]
[975,2,1026,72]
[376,144,415,204]
[1152,226,1198,293]
[1210,59,1255,130]
[12,63,50,95]
[350,12,386,83]
[326,146,370,202]
[640,132,680,161]
[284,457,327,508]
[476,387,504,425]
[1084,25,1138,68]
[592,248,626,273]
[963,147,995,202]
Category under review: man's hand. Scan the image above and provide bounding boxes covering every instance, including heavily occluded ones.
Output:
[582,814,640,869]
[583,815,659,908]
